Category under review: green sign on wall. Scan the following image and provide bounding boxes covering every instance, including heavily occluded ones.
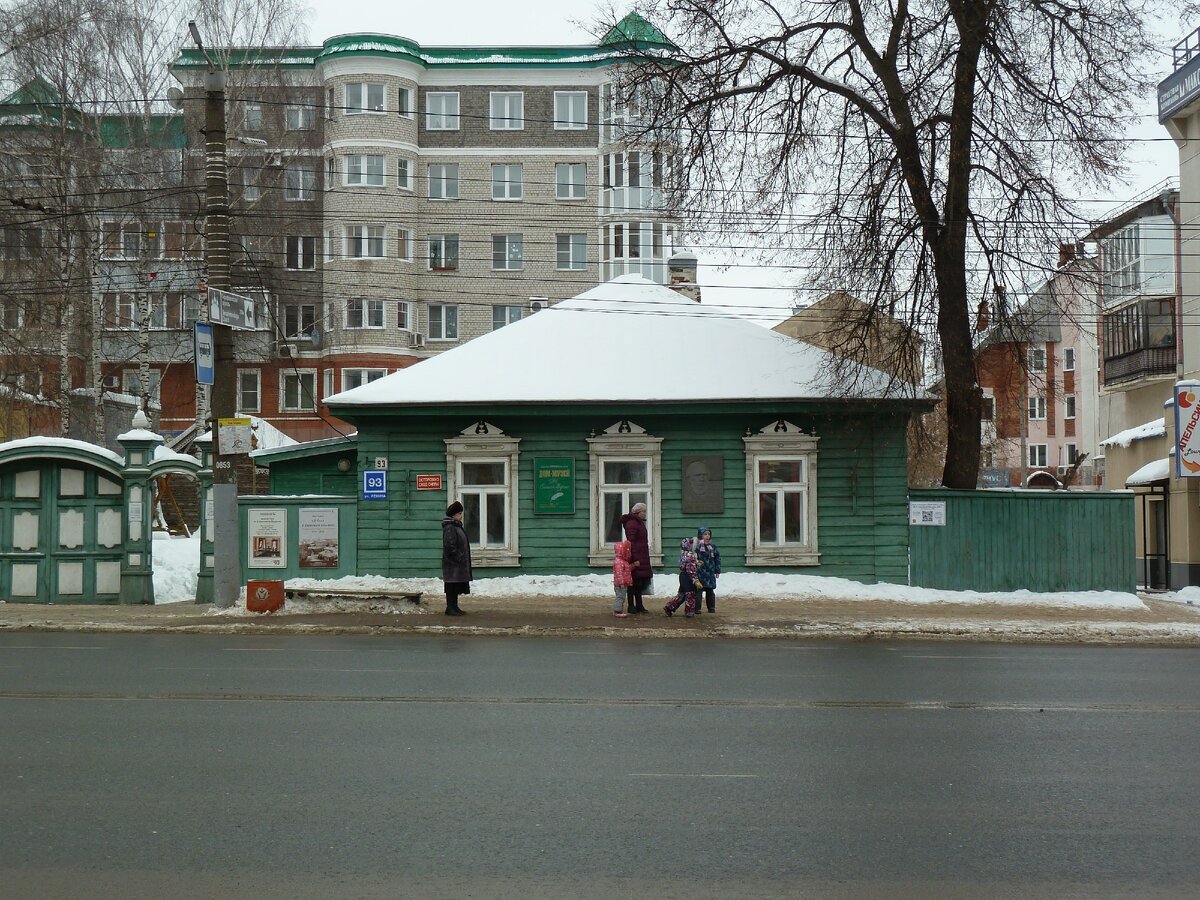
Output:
[534,457,575,514]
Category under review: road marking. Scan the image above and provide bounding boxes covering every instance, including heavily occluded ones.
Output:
[0,646,105,651]
[629,773,758,778]
[903,655,1010,660]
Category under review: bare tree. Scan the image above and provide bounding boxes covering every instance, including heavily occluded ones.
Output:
[610,1,1193,488]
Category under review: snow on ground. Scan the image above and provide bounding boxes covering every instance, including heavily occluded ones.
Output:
[152,534,200,604]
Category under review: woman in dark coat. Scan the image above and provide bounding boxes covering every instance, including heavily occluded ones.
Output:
[619,502,653,614]
[442,500,472,615]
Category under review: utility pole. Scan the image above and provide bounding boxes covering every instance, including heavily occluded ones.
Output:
[191,21,238,608]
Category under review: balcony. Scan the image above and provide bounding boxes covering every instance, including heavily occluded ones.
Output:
[1103,347,1176,385]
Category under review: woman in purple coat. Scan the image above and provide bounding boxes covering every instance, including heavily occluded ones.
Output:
[619,502,653,614]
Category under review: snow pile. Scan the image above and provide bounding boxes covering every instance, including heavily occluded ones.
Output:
[152,534,200,603]
[1100,417,1165,448]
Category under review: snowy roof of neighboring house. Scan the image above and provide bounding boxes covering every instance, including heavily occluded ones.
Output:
[328,276,920,409]
[1099,417,1166,448]
[251,433,356,462]
[0,436,124,467]
[1126,457,1171,486]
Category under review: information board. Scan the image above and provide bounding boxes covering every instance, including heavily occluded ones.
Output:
[534,457,575,514]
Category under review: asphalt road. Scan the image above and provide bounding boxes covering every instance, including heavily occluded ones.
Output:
[1,634,1198,899]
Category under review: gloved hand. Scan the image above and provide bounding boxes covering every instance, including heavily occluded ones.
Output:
[694,580,703,589]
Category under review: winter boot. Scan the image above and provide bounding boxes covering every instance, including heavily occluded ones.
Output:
[626,590,636,615]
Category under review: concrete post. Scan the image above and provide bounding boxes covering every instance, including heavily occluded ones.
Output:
[117,409,164,604]
[195,432,215,603]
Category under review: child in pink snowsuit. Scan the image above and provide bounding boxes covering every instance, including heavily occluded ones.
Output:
[664,537,702,618]
[612,540,633,618]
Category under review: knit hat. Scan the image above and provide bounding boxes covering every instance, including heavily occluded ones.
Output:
[446,500,464,516]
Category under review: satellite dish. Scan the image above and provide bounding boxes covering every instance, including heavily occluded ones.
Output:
[166,87,185,110]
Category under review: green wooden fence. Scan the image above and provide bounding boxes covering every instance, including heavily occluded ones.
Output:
[908,489,1136,593]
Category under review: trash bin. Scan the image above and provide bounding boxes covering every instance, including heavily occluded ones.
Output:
[246,579,285,613]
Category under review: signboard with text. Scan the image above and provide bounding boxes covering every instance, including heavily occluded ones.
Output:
[534,457,575,514]
[208,287,259,331]
[363,470,387,500]
[1175,380,1200,477]
[415,474,443,491]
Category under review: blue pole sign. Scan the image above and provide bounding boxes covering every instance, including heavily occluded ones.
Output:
[363,469,388,500]
[194,322,215,386]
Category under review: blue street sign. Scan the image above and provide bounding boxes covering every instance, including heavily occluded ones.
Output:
[363,469,388,500]
[194,322,215,386]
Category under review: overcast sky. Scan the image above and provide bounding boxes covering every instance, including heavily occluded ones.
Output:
[302,1,1184,316]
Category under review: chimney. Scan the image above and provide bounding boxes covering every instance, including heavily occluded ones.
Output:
[667,249,701,302]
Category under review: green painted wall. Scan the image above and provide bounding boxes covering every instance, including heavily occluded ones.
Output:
[342,405,911,584]
[267,453,357,496]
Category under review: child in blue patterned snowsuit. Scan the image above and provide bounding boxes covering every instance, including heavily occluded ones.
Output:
[693,525,721,614]
[664,537,702,617]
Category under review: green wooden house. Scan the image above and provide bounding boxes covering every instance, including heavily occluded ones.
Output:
[261,277,925,583]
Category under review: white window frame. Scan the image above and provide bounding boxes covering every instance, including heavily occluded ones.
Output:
[744,426,819,566]
[1064,395,1076,420]
[492,234,523,271]
[1028,396,1047,421]
[341,368,387,391]
[345,298,385,329]
[344,154,386,187]
[237,369,261,413]
[428,234,459,271]
[445,425,521,566]
[396,300,413,331]
[281,370,317,411]
[587,422,662,566]
[1028,444,1048,468]
[397,227,414,261]
[284,166,315,201]
[553,91,588,129]
[492,305,523,330]
[556,162,586,200]
[242,167,261,202]
[556,233,587,270]
[428,303,458,340]
[491,164,523,200]
[1028,347,1047,372]
[426,92,460,130]
[346,82,385,115]
[323,369,335,400]
[397,86,413,118]
[122,369,162,404]
[282,302,316,339]
[285,235,316,270]
[243,103,263,131]
[1063,347,1076,371]
[397,158,413,191]
[428,163,459,199]
[344,224,386,259]
[489,91,524,130]
[1066,443,1079,465]
[285,103,315,130]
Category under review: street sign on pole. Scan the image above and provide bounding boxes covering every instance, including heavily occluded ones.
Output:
[194,322,215,385]
[209,287,259,331]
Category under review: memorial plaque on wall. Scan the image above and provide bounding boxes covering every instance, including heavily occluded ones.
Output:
[682,455,723,514]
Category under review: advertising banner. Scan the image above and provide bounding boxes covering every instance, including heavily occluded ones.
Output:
[534,457,574,514]
[1175,381,1200,477]
[247,507,287,568]
[298,507,339,568]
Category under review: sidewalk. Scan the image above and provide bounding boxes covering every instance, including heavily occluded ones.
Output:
[2,592,1199,645]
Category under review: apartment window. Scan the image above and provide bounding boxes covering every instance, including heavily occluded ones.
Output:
[286,236,316,270]
[554,91,588,129]
[426,92,460,130]
[556,233,587,270]
[282,371,317,411]
[744,425,819,566]
[1063,347,1076,371]
[491,164,523,200]
[1027,396,1047,420]
[323,370,334,400]
[237,370,260,413]
[284,166,315,201]
[326,87,335,118]
[2,299,22,329]
[345,225,386,259]
[342,368,387,391]
[397,227,414,261]
[1028,444,1048,468]
[446,428,521,565]
[1066,444,1079,465]
[102,222,155,259]
[981,397,995,421]
[492,234,523,271]
[346,298,384,329]
[285,103,315,130]
[282,302,316,338]
[3,226,43,260]
[325,157,335,190]
[1064,395,1076,420]
[429,164,459,199]
[428,234,459,271]
[492,305,523,330]
[397,86,413,118]
[165,293,191,329]
[556,163,586,199]
[163,221,200,258]
[396,300,413,331]
[429,304,458,340]
[489,91,524,129]
[324,227,339,260]
[588,423,662,565]
[345,154,386,187]
[397,158,413,191]
[102,292,136,329]
[346,82,385,114]
[1027,347,1046,372]
[244,103,262,131]
[148,294,169,329]
[122,369,162,404]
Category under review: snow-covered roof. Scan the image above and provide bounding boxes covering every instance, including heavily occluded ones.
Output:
[0,436,124,466]
[1126,457,1170,486]
[1100,417,1166,448]
[328,276,919,408]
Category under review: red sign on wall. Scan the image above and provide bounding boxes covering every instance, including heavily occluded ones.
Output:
[415,474,443,490]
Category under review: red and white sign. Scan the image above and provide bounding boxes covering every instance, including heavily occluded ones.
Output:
[1175,380,1200,477]
[416,474,443,490]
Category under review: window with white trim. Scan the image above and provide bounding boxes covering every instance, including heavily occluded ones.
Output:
[345,154,386,187]
[553,91,588,129]
[323,370,334,400]
[237,370,260,413]
[102,292,136,329]
[428,234,459,271]
[426,92,460,130]
[284,166,315,201]
[397,158,412,190]
[557,233,586,270]
[743,423,819,566]
[1027,396,1047,420]
[396,300,413,331]
[1028,444,1048,467]
[243,103,262,131]
[324,227,339,260]
[1063,347,1076,371]
[429,304,458,340]
[429,164,459,199]
[1066,444,1079,465]
[446,424,521,566]
[587,422,662,566]
[491,164,523,200]
[345,224,386,259]
[492,305,522,330]
[489,91,524,129]
[282,371,317,411]
[1028,347,1046,372]
[282,303,316,339]
[285,103,315,130]
[286,236,316,270]
[242,167,260,202]
[1064,395,1076,420]
[556,163,586,199]
[397,227,414,261]
[346,298,384,329]
[346,82,385,114]
[397,87,413,118]
[341,368,387,391]
[122,369,162,404]
[492,234,523,271]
